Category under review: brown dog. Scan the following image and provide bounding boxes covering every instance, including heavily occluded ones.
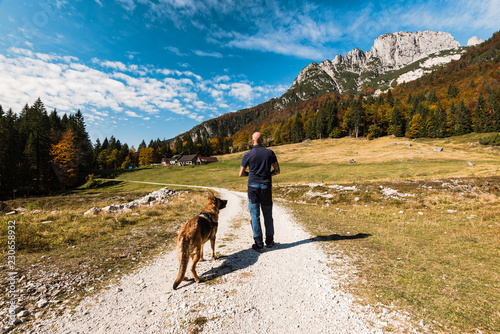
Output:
[173,192,227,290]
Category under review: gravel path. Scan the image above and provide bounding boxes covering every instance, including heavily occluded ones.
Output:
[29,188,418,333]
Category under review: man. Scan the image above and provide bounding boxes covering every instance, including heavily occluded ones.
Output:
[239,132,280,253]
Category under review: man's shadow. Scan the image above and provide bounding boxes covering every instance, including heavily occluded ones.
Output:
[196,233,371,284]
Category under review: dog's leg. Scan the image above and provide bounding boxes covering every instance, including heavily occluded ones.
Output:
[173,237,190,290]
[200,243,204,261]
[191,248,203,283]
[210,237,216,260]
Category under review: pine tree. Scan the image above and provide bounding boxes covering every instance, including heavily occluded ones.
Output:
[0,109,20,199]
[183,134,195,154]
[488,91,500,131]
[456,100,473,135]
[291,113,305,143]
[19,98,52,192]
[434,102,448,138]
[326,101,339,134]
[351,98,365,138]
[474,94,494,133]
[174,137,183,154]
[315,106,328,139]
[448,102,458,135]
[386,89,394,107]
[447,84,459,98]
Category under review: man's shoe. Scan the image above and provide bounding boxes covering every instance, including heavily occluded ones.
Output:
[265,241,275,248]
[252,244,264,253]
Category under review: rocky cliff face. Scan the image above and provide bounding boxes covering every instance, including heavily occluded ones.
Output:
[467,36,484,46]
[278,31,464,109]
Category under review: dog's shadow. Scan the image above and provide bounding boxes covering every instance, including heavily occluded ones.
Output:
[198,233,371,283]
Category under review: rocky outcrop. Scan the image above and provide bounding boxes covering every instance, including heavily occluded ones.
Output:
[467,36,484,46]
[277,31,465,109]
[367,31,460,70]
[84,187,178,215]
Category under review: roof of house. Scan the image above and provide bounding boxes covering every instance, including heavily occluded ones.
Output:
[178,154,198,162]
[199,156,218,162]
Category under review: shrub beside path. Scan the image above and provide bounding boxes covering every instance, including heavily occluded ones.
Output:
[29,186,419,333]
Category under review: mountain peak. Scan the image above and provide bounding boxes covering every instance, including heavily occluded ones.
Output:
[277,30,464,109]
[467,36,484,46]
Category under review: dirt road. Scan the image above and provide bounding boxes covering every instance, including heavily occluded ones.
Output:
[29,187,416,333]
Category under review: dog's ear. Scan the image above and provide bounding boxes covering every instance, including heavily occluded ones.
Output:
[207,191,216,201]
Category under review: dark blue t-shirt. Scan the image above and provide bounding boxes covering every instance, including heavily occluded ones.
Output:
[241,145,278,185]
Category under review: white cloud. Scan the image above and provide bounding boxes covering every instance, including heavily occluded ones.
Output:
[229,83,253,102]
[192,49,223,58]
[125,111,141,117]
[0,48,287,137]
[100,60,128,71]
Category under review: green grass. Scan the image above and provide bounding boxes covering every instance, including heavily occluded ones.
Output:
[480,133,500,146]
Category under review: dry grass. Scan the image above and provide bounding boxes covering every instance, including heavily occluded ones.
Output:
[2,133,499,332]
[278,178,500,333]
[0,183,208,311]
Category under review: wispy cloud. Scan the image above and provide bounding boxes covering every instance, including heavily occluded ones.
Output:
[192,49,223,58]
[164,46,188,57]
[114,0,498,60]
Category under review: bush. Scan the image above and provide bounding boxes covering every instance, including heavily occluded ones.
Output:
[479,134,500,146]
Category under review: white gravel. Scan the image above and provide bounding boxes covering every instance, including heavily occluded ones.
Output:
[28,188,420,333]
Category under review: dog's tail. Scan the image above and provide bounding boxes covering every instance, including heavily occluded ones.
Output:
[173,236,190,290]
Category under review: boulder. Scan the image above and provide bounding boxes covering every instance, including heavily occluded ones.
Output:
[84,207,101,216]
[465,162,475,166]
[0,202,11,212]
[434,147,443,152]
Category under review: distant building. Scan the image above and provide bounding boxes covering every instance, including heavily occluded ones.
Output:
[169,155,182,165]
[160,154,218,166]
[198,156,218,165]
[177,154,199,166]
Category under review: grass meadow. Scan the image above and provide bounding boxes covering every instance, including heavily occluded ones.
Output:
[1,133,499,332]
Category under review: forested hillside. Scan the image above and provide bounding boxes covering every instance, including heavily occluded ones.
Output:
[174,30,499,151]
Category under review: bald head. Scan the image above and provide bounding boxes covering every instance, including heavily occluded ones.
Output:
[252,132,263,145]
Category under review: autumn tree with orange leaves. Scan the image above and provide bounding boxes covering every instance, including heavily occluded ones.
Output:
[51,129,79,187]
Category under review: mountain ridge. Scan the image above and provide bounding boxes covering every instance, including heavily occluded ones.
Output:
[276,30,465,109]
[168,30,498,152]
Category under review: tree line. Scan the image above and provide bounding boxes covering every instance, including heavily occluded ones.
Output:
[0,98,223,199]
[0,98,93,199]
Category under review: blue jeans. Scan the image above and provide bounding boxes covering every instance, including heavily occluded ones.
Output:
[248,183,274,242]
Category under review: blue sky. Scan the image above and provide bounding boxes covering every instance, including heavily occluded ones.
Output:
[0,0,498,147]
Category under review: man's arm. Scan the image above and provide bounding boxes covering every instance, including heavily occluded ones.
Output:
[271,161,280,176]
[239,166,248,177]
